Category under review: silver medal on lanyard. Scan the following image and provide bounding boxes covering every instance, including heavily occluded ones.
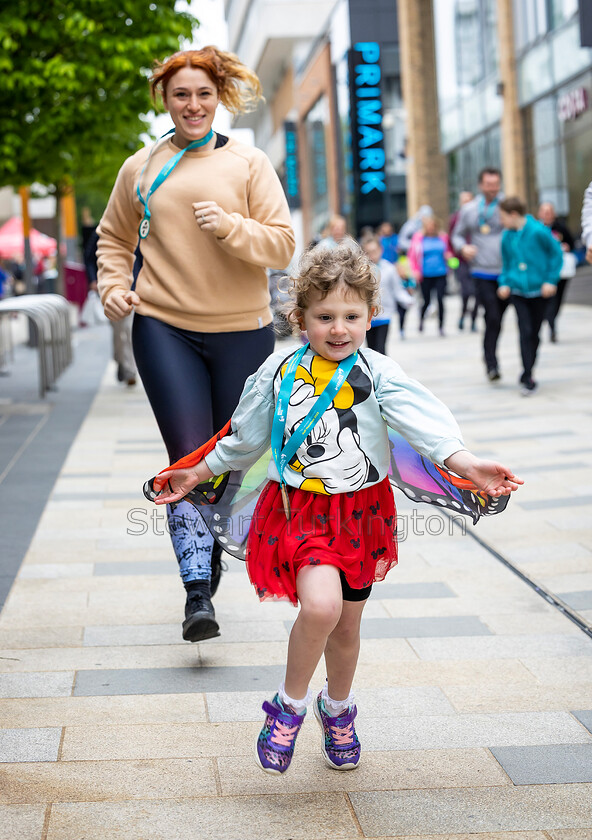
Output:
[137,128,214,239]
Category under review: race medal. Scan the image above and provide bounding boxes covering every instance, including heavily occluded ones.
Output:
[519,262,527,271]
[280,482,291,520]
[139,217,150,239]
[480,224,491,235]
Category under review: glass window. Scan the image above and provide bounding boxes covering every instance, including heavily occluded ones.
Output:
[461,91,486,138]
[549,0,578,29]
[440,106,463,152]
[304,97,330,234]
[455,0,484,90]
[518,40,553,104]
[514,0,551,51]
[551,19,592,88]
[482,0,499,76]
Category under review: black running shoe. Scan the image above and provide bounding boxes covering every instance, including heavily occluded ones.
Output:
[182,584,220,642]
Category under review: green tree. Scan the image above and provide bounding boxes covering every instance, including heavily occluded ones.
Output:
[0,1,196,287]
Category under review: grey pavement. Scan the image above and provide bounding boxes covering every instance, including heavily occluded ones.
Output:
[0,292,591,839]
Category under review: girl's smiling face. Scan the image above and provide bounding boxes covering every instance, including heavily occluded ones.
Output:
[163,66,220,148]
[298,283,373,362]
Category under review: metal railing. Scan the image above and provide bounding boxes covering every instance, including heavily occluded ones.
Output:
[0,294,73,397]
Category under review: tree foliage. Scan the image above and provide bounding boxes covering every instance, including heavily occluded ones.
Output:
[0,1,196,196]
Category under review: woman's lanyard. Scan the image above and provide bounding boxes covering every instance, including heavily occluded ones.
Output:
[478,196,498,235]
[136,127,214,239]
[271,343,358,519]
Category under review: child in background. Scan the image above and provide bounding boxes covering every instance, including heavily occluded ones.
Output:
[498,197,562,395]
[154,240,522,775]
[407,216,453,336]
[362,236,414,352]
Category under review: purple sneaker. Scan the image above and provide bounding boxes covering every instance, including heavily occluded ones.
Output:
[255,694,305,775]
[313,692,361,770]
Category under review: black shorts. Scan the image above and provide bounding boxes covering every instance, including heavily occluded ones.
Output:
[340,570,372,602]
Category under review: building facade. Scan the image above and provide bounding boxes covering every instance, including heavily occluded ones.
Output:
[225,0,592,246]
[432,0,592,233]
[224,0,406,246]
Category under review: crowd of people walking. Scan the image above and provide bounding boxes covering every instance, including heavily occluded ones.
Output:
[307,165,584,400]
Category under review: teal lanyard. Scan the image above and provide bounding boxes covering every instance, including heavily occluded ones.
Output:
[136,127,214,239]
[478,195,498,228]
[271,344,358,487]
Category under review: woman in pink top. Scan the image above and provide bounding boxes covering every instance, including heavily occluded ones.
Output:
[407,216,452,336]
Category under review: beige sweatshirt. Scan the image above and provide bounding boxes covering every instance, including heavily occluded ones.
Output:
[97,136,295,332]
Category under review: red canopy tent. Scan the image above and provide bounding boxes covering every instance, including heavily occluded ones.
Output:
[0,216,57,261]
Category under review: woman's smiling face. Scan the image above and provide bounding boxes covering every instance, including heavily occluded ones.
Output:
[163,66,220,148]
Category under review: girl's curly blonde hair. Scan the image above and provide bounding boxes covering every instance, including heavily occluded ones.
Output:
[285,238,381,329]
[150,46,264,115]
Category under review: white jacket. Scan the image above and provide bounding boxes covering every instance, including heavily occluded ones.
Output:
[205,346,465,496]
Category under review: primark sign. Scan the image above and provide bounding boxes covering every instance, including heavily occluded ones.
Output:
[348,41,386,226]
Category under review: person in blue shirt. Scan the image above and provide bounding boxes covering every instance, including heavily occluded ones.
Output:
[498,197,563,395]
[376,221,399,264]
[407,216,453,336]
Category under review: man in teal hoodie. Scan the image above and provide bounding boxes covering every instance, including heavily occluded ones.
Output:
[498,197,563,395]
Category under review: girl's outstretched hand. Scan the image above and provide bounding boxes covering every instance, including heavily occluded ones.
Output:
[464,461,523,497]
[444,451,524,498]
[152,462,214,505]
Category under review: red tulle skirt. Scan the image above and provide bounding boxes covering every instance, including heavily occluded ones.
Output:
[245,476,398,604]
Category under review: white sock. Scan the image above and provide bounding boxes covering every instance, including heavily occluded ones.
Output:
[278,682,311,716]
[321,681,355,717]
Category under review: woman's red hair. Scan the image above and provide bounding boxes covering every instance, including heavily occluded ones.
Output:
[150,46,263,115]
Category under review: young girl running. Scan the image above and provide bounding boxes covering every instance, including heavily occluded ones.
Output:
[153,240,522,775]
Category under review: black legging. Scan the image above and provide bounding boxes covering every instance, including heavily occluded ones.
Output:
[511,294,546,380]
[366,323,389,355]
[133,314,275,461]
[420,274,447,328]
[133,313,275,582]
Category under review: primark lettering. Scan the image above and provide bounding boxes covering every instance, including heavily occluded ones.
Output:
[353,42,386,194]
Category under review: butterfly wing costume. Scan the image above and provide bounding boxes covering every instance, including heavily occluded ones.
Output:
[144,423,508,562]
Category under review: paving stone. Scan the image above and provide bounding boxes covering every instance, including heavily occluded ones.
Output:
[83,620,289,647]
[375,834,547,840]
[0,673,74,698]
[372,582,456,599]
[349,784,592,835]
[407,634,592,661]
[46,794,357,840]
[479,612,580,636]
[359,616,492,638]
[93,561,175,576]
[572,710,592,735]
[0,645,210,673]
[352,658,536,688]
[0,805,46,840]
[443,685,592,714]
[0,627,83,650]
[521,657,592,684]
[217,748,510,795]
[73,664,286,696]
[519,496,591,510]
[60,720,320,761]
[0,758,217,803]
[17,564,94,579]
[558,591,592,611]
[0,728,61,763]
[490,744,592,784]
[357,711,591,751]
